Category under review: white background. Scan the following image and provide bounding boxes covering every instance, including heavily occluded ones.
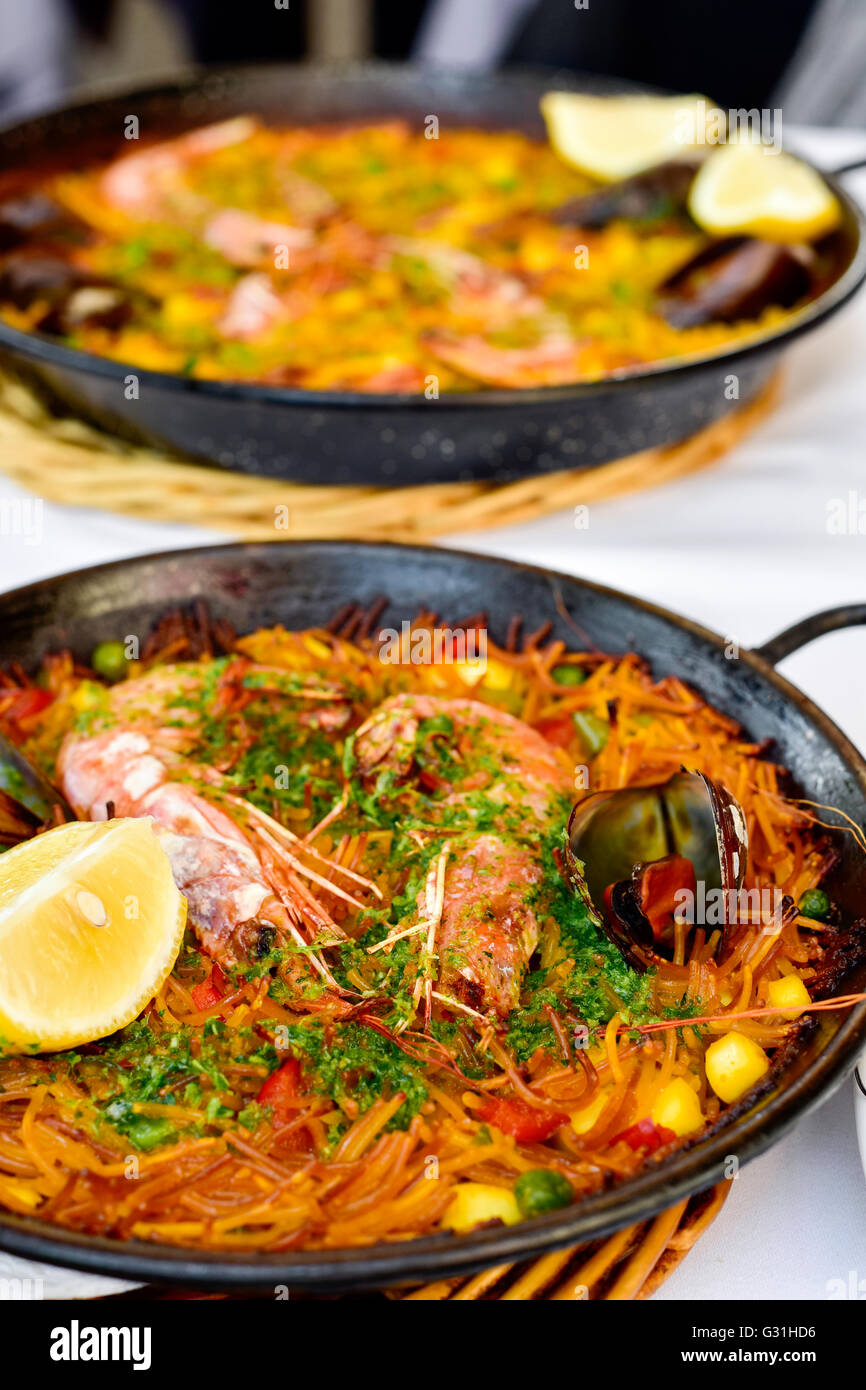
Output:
[0,128,864,1300]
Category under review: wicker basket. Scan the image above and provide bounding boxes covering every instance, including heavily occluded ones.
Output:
[108,1183,730,1302]
[0,369,780,540]
[396,1182,731,1301]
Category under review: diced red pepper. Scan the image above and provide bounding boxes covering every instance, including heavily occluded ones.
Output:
[257,1058,313,1151]
[612,1118,677,1153]
[534,715,576,750]
[638,854,696,936]
[418,767,447,793]
[6,687,53,726]
[190,963,228,1011]
[257,1058,304,1121]
[476,1096,568,1144]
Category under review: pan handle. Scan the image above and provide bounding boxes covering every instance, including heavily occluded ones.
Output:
[830,156,866,178]
[754,603,866,667]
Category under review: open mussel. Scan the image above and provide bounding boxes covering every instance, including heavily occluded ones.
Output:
[563,770,747,972]
[0,251,136,335]
[0,192,84,252]
[656,237,815,327]
[552,162,696,230]
[0,727,73,845]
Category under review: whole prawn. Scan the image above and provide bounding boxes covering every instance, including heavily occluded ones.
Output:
[355,692,573,1018]
[57,662,364,1009]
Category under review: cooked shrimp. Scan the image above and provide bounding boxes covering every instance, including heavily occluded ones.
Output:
[104,657,351,733]
[203,209,314,268]
[424,322,585,388]
[218,273,292,339]
[351,361,428,393]
[57,728,278,959]
[100,116,259,215]
[388,235,543,328]
[277,168,338,226]
[434,833,542,1017]
[55,661,354,994]
[353,692,573,827]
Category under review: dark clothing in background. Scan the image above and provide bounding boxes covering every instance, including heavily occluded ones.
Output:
[373,1,428,60]
[173,0,307,63]
[504,0,817,111]
[176,0,818,115]
[75,0,832,121]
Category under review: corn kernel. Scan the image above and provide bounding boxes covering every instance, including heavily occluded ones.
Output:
[442,1182,521,1233]
[453,659,486,688]
[570,1090,609,1135]
[521,233,562,274]
[302,634,332,662]
[481,658,513,692]
[162,293,219,330]
[766,975,811,1015]
[705,1031,770,1104]
[330,288,365,314]
[651,1078,703,1137]
[0,1179,42,1212]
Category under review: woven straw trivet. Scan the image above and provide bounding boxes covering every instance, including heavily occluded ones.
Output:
[111,1182,730,1302]
[0,369,780,540]
[394,1181,731,1301]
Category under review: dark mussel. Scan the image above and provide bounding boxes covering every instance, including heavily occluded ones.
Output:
[0,250,88,309]
[552,162,696,230]
[563,770,747,972]
[0,787,42,847]
[656,238,815,328]
[0,192,84,252]
[0,727,73,845]
[0,250,135,335]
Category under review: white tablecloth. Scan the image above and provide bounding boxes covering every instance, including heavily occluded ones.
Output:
[0,125,864,1300]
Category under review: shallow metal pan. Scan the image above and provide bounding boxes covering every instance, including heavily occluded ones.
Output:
[0,64,863,486]
[0,540,863,1290]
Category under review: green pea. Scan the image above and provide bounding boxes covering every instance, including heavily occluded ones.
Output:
[91,640,128,683]
[105,1101,177,1152]
[130,1115,178,1151]
[551,663,587,687]
[798,888,831,921]
[514,1169,573,1219]
[572,709,609,757]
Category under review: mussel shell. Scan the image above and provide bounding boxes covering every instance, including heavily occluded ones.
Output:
[0,251,88,309]
[656,238,815,328]
[565,784,669,918]
[663,770,746,896]
[0,727,73,824]
[564,770,748,968]
[0,787,41,847]
[552,162,696,230]
[0,193,83,252]
[607,878,657,972]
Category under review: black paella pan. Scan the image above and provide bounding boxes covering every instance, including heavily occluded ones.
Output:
[0,539,864,1292]
[0,63,864,487]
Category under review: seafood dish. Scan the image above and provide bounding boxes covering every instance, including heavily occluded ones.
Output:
[0,114,838,394]
[0,599,860,1255]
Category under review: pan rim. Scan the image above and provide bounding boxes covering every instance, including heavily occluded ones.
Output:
[0,537,865,1290]
[0,61,864,414]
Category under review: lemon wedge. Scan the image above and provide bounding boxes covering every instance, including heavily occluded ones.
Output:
[689,140,841,242]
[0,817,185,1054]
[541,91,715,182]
